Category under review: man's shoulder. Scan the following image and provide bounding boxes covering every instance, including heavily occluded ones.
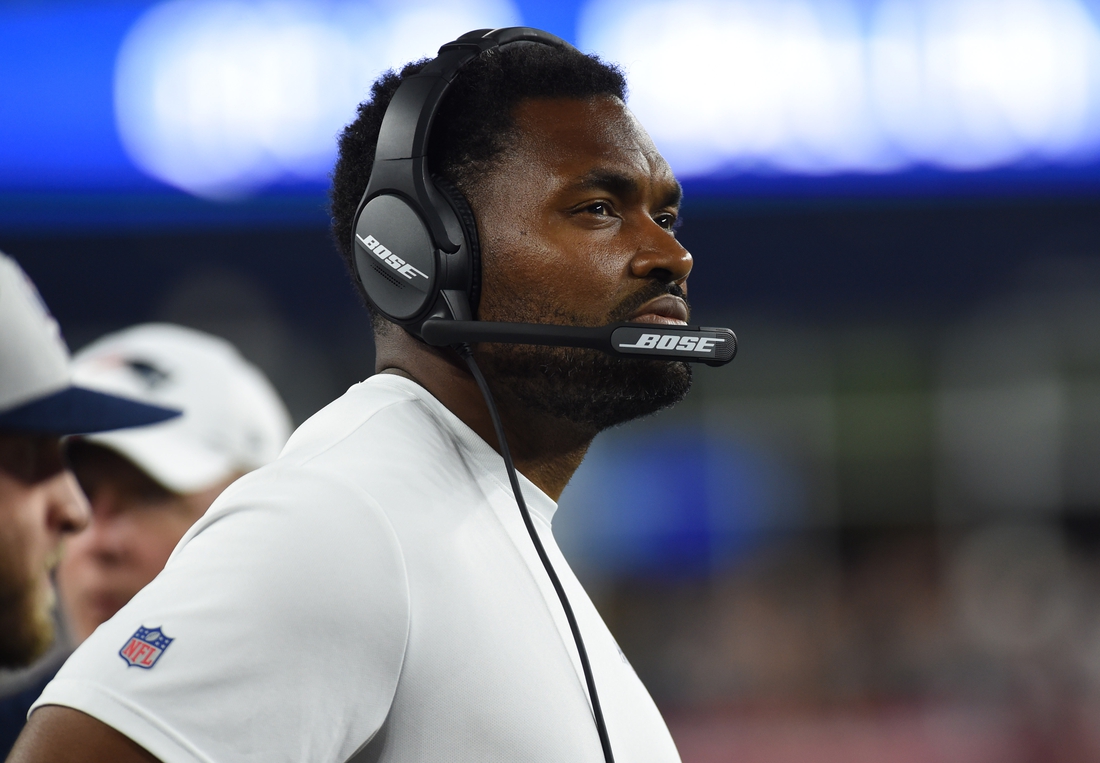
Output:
[280,374,445,463]
[215,374,473,516]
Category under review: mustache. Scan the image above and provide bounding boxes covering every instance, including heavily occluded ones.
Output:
[607,281,688,324]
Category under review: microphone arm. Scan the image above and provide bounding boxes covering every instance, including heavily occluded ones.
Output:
[421,319,737,367]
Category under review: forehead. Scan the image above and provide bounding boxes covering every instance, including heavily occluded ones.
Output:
[505,96,678,192]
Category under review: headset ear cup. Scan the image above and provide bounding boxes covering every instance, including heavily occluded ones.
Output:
[432,175,481,315]
[353,193,438,323]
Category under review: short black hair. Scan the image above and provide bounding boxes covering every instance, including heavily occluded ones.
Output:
[329,42,627,318]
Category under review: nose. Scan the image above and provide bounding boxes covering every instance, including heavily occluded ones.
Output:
[628,222,693,287]
[46,470,90,536]
[71,483,133,560]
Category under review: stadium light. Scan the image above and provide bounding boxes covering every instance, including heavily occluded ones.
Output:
[580,0,1100,178]
[114,0,520,199]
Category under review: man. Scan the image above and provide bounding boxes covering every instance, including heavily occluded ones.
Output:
[1,323,289,756]
[0,254,178,668]
[13,32,697,762]
[58,323,292,644]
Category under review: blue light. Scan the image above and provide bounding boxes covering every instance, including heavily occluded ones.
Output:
[114,0,521,198]
[580,0,1100,178]
[0,3,151,190]
[557,426,805,577]
[3,0,1100,212]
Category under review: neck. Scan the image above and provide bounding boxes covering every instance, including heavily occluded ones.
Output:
[375,330,593,501]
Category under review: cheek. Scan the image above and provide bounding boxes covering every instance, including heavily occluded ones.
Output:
[479,229,624,320]
[0,486,52,580]
[0,525,29,592]
[131,515,193,570]
[469,180,627,320]
[57,528,108,588]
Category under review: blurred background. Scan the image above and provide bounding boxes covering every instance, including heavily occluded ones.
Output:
[5,0,1100,759]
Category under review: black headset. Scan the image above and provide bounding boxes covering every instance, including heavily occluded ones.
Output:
[348,28,737,763]
[350,26,737,366]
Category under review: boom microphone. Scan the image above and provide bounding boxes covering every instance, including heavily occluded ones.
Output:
[421,319,738,367]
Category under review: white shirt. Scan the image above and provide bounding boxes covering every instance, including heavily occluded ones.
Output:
[34,375,682,763]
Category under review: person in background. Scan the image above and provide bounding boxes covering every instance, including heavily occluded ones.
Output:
[0,255,178,750]
[57,323,292,643]
[0,322,290,757]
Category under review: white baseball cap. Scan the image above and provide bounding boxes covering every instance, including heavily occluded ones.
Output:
[69,323,292,494]
[0,252,180,434]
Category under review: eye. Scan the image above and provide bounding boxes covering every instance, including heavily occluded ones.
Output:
[586,202,612,216]
[654,212,679,231]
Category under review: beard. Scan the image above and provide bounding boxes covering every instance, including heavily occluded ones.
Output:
[0,555,56,668]
[474,281,693,435]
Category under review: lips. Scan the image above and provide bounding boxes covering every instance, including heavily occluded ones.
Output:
[629,294,689,325]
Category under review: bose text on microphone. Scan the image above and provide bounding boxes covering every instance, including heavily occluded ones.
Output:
[420,320,738,367]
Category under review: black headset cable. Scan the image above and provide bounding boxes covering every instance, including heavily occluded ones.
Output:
[455,343,616,763]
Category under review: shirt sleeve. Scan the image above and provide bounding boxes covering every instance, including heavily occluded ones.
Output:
[33,465,410,763]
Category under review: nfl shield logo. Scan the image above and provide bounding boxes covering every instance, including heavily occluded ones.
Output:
[119,626,174,669]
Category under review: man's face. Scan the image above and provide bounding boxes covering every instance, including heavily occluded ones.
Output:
[0,432,89,667]
[58,443,231,643]
[467,95,694,433]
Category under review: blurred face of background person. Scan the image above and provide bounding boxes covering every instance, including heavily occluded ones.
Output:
[54,323,291,643]
[0,253,178,668]
[57,443,238,642]
[0,434,87,666]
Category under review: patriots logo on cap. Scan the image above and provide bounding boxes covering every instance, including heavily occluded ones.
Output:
[119,626,174,669]
[125,359,171,390]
